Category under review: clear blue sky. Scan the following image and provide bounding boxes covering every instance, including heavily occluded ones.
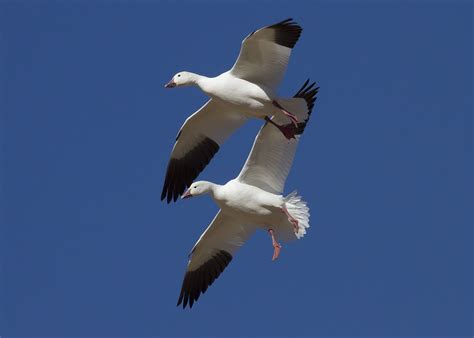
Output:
[1,1,472,336]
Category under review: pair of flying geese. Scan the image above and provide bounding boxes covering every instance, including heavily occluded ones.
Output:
[162,19,319,308]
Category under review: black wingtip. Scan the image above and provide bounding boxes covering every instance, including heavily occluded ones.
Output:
[294,78,319,116]
[176,250,232,309]
[277,18,293,24]
[177,292,184,307]
[161,138,220,203]
[287,79,320,135]
[268,18,302,49]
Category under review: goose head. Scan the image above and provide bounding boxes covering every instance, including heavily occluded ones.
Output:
[164,71,197,88]
[181,181,214,199]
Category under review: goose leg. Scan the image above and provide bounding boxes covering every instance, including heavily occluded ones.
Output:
[264,116,297,140]
[267,229,282,261]
[281,207,299,234]
[272,100,298,127]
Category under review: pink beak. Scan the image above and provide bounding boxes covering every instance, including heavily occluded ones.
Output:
[164,80,176,88]
[181,189,192,199]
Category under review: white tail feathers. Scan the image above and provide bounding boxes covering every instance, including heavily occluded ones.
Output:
[283,191,310,240]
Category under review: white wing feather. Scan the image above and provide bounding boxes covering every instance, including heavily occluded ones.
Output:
[236,81,318,194]
[162,99,247,202]
[187,211,256,271]
[177,211,256,308]
[230,19,302,89]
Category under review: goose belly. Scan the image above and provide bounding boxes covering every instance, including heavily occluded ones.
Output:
[219,196,271,216]
[214,182,284,222]
[209,77,274,114]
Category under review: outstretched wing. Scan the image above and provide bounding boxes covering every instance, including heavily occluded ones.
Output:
[229,18,302,89]
[177,211,256,308]
[236,80,319,194]
[162,99,247,203]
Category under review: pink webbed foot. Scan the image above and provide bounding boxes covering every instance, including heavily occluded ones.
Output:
[277,124,297,140]
[272,242,282,261]
[268,229,282,261]
[281,207,299,235]
[272,100,299,127]
[264,116,297,140]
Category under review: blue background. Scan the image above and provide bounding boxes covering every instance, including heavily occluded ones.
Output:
[1,1,472,336]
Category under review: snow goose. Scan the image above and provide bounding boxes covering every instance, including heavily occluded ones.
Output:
[162,18,305,203]
[176,80,319,308]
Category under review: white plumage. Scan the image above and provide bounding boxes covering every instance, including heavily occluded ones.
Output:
[162,19,305,203]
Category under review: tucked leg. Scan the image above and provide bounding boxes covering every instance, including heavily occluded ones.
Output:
[264,116,297,140]
[281,207,299,234]
[272,100,298,127]
[267,229,282,261]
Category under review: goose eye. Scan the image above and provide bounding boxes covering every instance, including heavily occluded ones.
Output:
[178,74,181,77]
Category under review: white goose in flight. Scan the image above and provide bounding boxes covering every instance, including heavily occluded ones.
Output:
[162,18,306,203]
[176,80,319,308]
